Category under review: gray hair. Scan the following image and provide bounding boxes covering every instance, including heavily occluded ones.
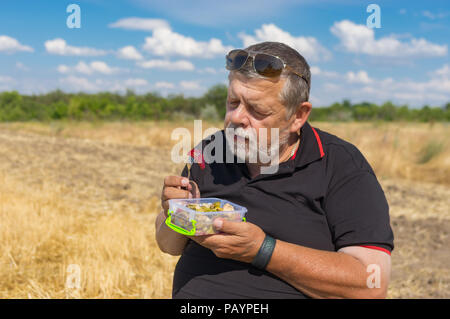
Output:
[228,41,311,120]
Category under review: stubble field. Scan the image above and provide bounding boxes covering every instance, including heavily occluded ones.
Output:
[0,120,448,298]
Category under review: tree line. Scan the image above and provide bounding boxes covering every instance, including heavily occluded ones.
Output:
[0,85,448,122]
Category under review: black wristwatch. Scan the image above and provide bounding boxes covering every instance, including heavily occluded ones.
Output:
[251,235,276,270]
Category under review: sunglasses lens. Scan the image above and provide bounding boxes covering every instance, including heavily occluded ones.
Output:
[226,50,248,70]
[254,53,284,77]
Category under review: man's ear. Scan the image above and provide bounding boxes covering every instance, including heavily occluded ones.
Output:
[289,101,312,133]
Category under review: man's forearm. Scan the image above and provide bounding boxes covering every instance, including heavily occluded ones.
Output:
[265,240,380,298]
[155,210,189,255]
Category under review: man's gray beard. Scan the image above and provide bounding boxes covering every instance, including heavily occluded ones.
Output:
[225,125,290,164]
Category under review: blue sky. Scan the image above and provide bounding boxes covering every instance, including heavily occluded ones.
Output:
[0,0,449,107]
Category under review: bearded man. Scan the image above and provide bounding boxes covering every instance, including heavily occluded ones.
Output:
[156,41,394,299]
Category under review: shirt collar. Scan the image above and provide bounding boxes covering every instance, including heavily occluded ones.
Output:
[292,121,325,169]
[217,121,325,181]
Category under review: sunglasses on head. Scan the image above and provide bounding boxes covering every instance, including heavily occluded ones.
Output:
[226,49,309,88]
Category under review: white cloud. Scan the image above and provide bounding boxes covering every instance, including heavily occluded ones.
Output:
[142,27,232,58]
[90,61,119,74]
[57,61,122,75]
[74,62,92,74]
[0,35,33,53]
[315,63,450,107]
[117,45,143,60]
[238,24,332,62]
[0,75,14,83]
[55,76,204,95]
[430,64,450,78]
[180,80,202,90]
[109,17,170,31]
[322,82,341,92]
[369,74,450,104]
[330,20,447,58]
[137,59,194,71]
[111,17,232,58]
[310,66,320,75]
[45,38,107,56]
[345,70,372,84]
[422,10,450,20]
[0,75,15,91]
[59,76,98,92]
[58,76,149,93]
[155,81,175,89]
[422,11,435,19]
[310,66,338,78]
[57,65,70,74]
[123,78,148,87]
[198,67,218,74]
[312,67,373,84]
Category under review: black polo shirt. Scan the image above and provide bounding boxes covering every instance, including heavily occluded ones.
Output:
[172,121,394,299]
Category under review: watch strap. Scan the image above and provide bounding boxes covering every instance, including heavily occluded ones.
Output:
[251,235,276,270]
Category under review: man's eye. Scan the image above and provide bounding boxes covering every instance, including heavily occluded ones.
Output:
[252,107,268,117]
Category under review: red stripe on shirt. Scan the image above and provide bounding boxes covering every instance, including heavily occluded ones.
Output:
[290,143,299,160]
[188,148,205,170]
[311,127,325,158]
[360,245,391,255]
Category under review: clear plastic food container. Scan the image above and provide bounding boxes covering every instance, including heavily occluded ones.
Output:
[165,198,247,235]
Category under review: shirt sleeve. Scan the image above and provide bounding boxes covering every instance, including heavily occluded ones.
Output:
[323,150,394,253]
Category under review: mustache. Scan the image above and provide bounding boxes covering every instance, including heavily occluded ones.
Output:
[225,123,257,139]
[225,124,291,149]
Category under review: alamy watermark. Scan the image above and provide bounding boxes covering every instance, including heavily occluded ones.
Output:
[366,4,381,29]
[366,264,381,289]
[66,4,81,29]
[65,264,81,289]
[171,120,289,174]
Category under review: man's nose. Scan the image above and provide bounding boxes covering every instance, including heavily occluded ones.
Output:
[230,103,250,128]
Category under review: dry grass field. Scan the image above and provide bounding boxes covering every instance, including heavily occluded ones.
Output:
[0,120,448,298]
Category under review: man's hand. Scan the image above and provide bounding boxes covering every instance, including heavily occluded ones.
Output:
[189,218,266,263]
[156,175,200,256]
[161,175,200,217]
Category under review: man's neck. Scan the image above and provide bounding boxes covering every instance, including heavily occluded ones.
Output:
[246,132,300,178]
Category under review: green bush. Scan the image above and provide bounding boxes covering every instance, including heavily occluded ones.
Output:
[200,104,220,121]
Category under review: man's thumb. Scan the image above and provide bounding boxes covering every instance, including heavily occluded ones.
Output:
[213,218,240,234]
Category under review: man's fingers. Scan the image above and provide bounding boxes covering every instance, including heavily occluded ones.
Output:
[162,186,192,201]
[164,176,191,189]
[189,181,200,198]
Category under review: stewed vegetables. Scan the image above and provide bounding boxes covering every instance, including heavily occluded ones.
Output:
[170,201,243,235]
[186,201,234,212]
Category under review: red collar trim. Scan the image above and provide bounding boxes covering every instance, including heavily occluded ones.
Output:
[311,127,325,158]
[290,125,325,161]
[290,141,299,160]
[188,148,205,170]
